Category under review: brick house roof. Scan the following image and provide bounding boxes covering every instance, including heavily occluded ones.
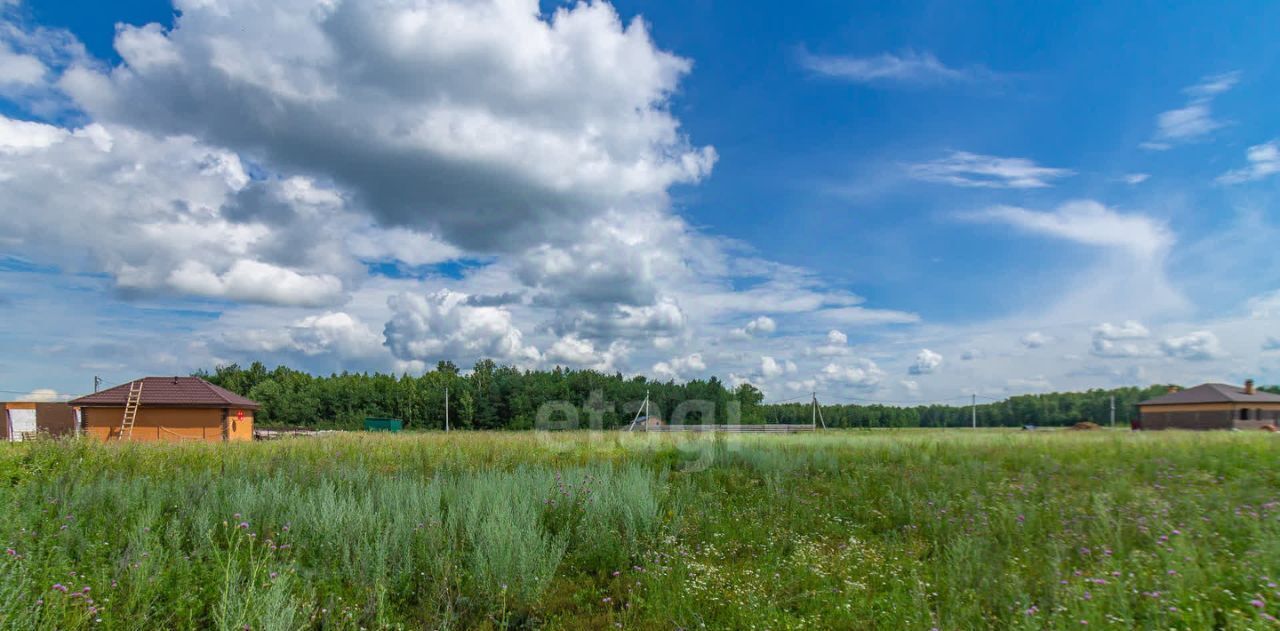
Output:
[69,377,260,409]
[1138,383,1280,406]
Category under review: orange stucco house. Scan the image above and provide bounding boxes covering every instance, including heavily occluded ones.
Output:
[69,377,260,442]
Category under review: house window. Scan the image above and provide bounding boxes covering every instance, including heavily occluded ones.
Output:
[1240,408,1250,421]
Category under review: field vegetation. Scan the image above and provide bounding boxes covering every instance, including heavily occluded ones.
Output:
[2,430,1279,629]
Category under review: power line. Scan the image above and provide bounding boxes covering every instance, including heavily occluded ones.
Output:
[763,394,809,405]
[819,392,973,406]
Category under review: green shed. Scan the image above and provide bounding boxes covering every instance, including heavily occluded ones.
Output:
[363,417,404,432]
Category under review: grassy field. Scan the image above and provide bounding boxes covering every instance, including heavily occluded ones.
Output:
[2,429,1279,630]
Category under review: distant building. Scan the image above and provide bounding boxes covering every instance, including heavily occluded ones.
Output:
[630,415,664,430]
[2,402,77,441]
[69,376,260,442]
[1137,380,1280,430]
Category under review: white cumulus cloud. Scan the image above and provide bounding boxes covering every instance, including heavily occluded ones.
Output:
[908,348,942,375]
[1020,332,1050,349]
[384,290,540,366]
[1161,331,1225,361]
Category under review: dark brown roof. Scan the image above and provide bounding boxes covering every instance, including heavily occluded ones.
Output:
[69,377,260,409]
[1139,383,1280,406]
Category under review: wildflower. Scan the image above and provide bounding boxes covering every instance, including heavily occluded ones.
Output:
[270,572,278,579]
[612,570,621,577]
[602,597,612,603]
[52,583,68,593]
[82,586,91,593]
[4,548,14,556]
[1252,599,1266,608]
[1083,591,1092,601]
[1025,605,1039,615]
[238,522,250,529]
[1168,570,1178,575]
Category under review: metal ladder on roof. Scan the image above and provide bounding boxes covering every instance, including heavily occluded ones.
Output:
[118,380,143,441]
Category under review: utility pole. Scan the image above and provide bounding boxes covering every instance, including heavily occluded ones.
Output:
[627,389,650,431]
[94,376,102,393]
[444,386,450,432]
[810,392,826,429]
[971,393,977,429]
[1110,395,1116,428]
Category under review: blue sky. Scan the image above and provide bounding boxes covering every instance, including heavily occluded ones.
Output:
[1,0,1278,402]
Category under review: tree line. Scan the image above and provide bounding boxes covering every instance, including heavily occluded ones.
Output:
[198,361,1268,430]
[198,360,765,430]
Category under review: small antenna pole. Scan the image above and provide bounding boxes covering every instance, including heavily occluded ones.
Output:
[444,386,450,432]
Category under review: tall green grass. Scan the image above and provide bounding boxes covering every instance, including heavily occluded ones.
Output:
[1,430,1278,629]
